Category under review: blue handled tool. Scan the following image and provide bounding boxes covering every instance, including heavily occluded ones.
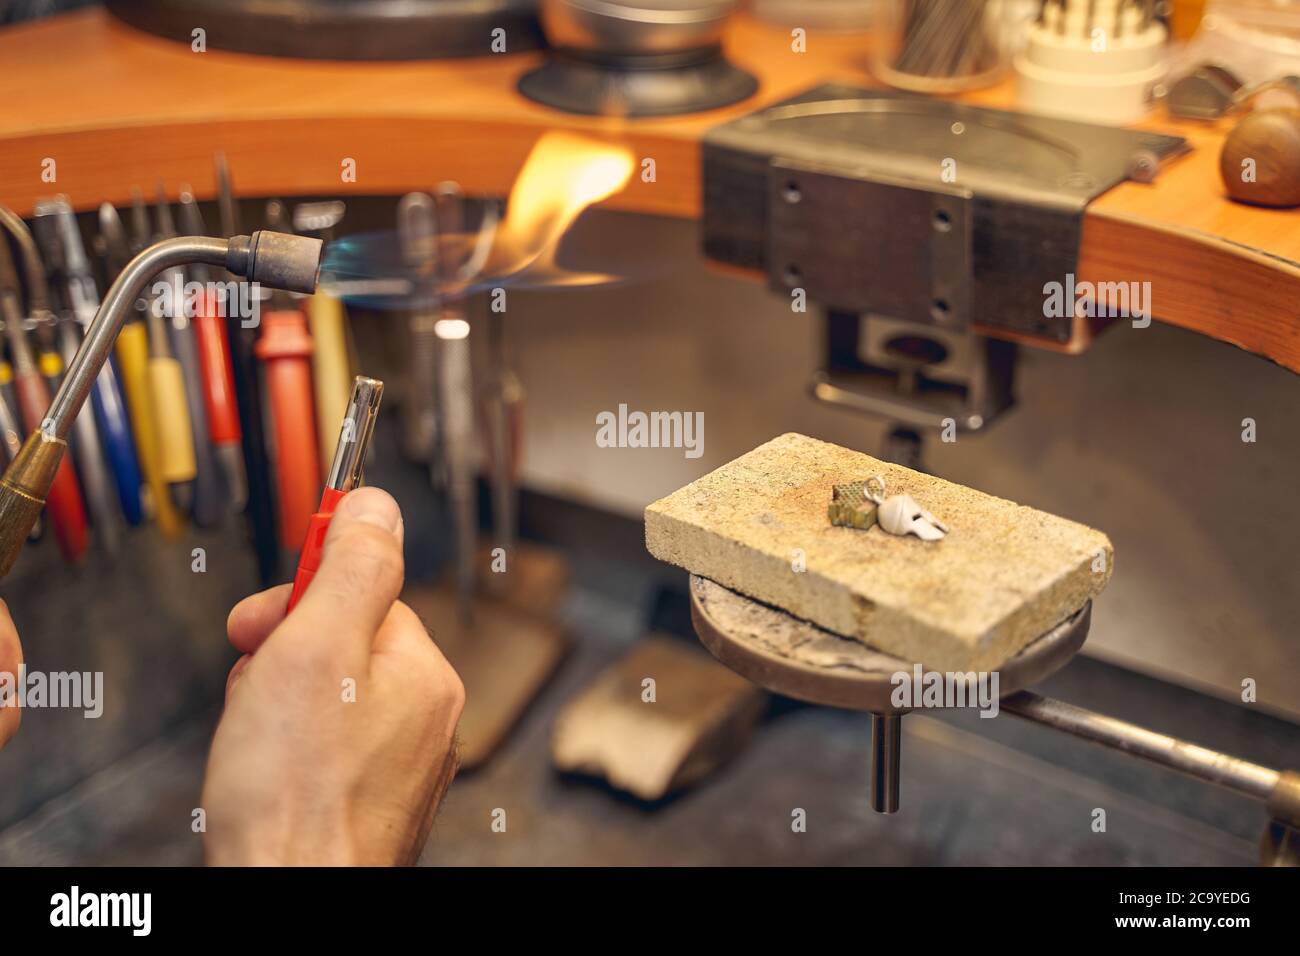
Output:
[155,186,228,527]
[47,198,145,526]
[31,204,122,554]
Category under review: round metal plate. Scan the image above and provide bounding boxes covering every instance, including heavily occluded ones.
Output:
[518,51,757,117]
[689,575,1090,714]
[107,0,543,60]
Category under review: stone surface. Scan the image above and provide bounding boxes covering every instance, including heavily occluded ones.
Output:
[550,635,766,800]
[645,433,1113,672]
[405,581,570,772]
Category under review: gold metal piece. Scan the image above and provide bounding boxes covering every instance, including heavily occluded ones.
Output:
[828,479,879,530]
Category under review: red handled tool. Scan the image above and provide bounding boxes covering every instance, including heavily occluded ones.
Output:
[179,189,247,513]
[154,186,227,528]
[0,222,88,563]
[256,199,320,551]
[286,376,383,611]
[254,307,320,551]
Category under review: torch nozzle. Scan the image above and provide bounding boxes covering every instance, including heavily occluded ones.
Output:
[226,230,323,295]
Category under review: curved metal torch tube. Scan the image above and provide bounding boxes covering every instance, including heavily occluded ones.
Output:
[40,229,322,440]
[0,205,51,316]
[0,229,321,576]
[45,236,230,440]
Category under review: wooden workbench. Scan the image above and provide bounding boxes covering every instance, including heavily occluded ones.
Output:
[0,9,1297,370]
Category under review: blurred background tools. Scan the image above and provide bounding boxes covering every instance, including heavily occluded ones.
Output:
[32,203,123,555]
[216,155,280,586]
[293,200,354,477]
[1164,57,1300,208]
[1166,69,1300,121]
[397,193,441,473]
[154,186,228,527]
[287,375,383,611]
[1014,0,1168,122]
[875,0,1017,94]
[0,226,323,577]
[255,201,321,553]
[44,198,144,529]
[398,182,570,771]
[0,210,88,563]
[179,188,247,515]
[96,201,186,539]
[131,188,197,517]
[433,183,477,627]
[481,284,524,601]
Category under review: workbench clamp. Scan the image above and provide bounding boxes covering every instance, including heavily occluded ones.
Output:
[702,85,1187,431]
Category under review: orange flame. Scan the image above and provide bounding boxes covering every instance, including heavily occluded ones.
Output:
[485,132,635,286]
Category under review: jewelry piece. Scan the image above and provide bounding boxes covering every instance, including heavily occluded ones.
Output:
[828,478,880,530]
[863,475,949,541]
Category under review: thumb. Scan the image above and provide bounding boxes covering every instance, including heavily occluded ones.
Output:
[287,487,406,669]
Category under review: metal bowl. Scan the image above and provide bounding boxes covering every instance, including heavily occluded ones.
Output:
[540,0,737,57]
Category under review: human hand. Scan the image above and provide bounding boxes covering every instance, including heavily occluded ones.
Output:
[202,488,464,866]
[0,599,21,748]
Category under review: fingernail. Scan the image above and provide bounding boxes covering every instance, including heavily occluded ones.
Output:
[339,487,401,536]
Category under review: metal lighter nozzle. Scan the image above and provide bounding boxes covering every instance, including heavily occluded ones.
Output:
[325,376,384,494]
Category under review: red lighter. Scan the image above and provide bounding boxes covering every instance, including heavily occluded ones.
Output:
[286,375,384,611]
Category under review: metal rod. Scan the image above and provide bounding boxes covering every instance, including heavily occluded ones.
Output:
[44,229,321,442]
[434,182,477,628]
[0,228,319,577]
[1001,691,1281,802]
[871,712,902,813]
[46,236,228,440]
[0,205,51,316]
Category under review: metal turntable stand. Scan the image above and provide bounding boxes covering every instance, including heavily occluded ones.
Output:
[688,575,1300,864]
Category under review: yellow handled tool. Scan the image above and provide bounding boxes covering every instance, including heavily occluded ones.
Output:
[98,202,184,538]
[147,356,196,487]
[131,188,197,512]
[292,201,353,474]
[307,292,353,473]
[117,321,184,538]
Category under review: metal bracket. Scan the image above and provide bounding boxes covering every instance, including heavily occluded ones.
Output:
[769,161,973,330]
[813,309,1016,432]
[702,84,1187,430]
[704,84,1187,342]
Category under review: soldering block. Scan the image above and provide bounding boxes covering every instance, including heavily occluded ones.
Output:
[645,433,1113,673]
